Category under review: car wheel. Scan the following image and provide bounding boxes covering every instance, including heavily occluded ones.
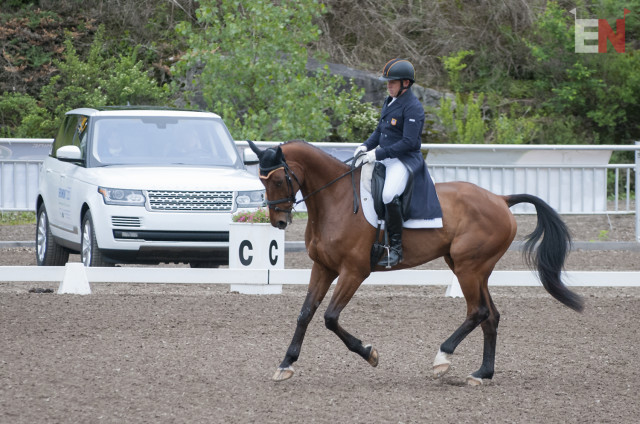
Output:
[81,211,113,267]
[35,204,70,266]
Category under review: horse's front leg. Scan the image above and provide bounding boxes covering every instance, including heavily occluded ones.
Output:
[324,271,379,367]
[273,262,337,381]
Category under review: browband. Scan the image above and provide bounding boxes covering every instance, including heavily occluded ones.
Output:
[259,166,284,179]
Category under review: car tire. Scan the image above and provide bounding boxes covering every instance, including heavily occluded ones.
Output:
[36,204,70,266]
[81,211,113,267]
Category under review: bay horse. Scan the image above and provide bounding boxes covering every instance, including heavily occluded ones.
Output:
[247,140,583,386]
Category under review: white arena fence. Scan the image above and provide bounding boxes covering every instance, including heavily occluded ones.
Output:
[1,264,639,296]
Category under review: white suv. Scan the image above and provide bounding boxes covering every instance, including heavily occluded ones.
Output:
[36,107,265,267]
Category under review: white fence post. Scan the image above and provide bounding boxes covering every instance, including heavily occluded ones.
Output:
[633,141,640,243]
[58,263,91,295]
[445,275,464,298]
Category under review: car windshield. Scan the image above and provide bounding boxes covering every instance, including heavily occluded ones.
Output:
[91,116,241,167]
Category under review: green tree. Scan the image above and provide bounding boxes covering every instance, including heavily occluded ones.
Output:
[172,0,365,142]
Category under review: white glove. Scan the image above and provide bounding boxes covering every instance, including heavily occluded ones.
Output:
[354,145,367,156]
[363,149,377,164]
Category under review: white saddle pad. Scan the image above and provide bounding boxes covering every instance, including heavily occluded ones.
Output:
[359,162,443,229]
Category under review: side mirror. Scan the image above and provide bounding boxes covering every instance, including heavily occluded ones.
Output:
[243,147,259,165]
[56,145,82,162]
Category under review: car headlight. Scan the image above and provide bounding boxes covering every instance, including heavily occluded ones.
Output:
[98,187,146,206]
[236,190,265,208]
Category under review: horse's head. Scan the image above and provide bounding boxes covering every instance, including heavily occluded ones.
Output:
[247,140,302,229]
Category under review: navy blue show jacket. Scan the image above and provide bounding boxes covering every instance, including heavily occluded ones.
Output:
[363,89,443,221]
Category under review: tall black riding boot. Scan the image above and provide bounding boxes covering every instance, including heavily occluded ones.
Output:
[378,196,403,268]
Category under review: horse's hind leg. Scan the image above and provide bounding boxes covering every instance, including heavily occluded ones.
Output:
[433,268,496,384]
[273,263,337,381]
[324,272,379,367]
[467,294,500,386]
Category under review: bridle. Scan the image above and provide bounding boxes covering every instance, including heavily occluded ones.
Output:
[260,161,302,216]
[260,154,364,220]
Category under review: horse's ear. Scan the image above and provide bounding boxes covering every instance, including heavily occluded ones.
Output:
[247,140,263,158]
[275,146,284,162]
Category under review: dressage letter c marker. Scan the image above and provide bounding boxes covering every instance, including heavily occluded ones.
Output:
[269,240,278,266]
[239,240,253,266]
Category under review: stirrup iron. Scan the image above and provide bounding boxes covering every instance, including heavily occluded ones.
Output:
[383,245,392,269]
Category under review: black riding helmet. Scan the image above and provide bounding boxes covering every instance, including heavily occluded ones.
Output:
[379,58,415,82]
[380,58,415,96]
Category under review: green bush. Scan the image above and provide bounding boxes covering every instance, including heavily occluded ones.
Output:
[441,50,474,92]
[431,90,547,144]
[0,92,48,137]
[335,99,379,142]
[492,114,534,144]
[433,92,486,144]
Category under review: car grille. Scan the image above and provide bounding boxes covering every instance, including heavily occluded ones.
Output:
[146,190,234,212]
[111,216,141,227]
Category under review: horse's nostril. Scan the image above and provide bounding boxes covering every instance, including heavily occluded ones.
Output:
[277,220,288,229]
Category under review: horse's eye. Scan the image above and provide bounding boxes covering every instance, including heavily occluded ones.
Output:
[275,180,284,188]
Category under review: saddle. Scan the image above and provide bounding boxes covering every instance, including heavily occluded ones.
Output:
[369,162,414,220]
[368,162,414,270]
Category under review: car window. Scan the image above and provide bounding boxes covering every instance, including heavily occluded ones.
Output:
[91,116,241,167]
[73,116,89,158]
[52,114,89,160]
[52,115,77,156]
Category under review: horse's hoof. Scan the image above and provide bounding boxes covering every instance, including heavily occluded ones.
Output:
[432,350,452,379]
[272,366,294,382]
[466,375,483,386]
[365,344,379,367]
[433,363,450,378]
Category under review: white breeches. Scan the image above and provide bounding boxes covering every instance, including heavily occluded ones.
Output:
[380,158,409,204]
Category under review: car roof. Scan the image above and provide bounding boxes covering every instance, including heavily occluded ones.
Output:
[66,107,221,119]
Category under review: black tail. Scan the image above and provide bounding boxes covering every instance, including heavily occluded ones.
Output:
[506,194,584,312]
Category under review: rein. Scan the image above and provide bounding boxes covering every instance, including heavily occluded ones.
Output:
[263,155,364,216]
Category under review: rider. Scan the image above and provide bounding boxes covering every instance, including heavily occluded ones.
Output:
[355,58,442,267]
